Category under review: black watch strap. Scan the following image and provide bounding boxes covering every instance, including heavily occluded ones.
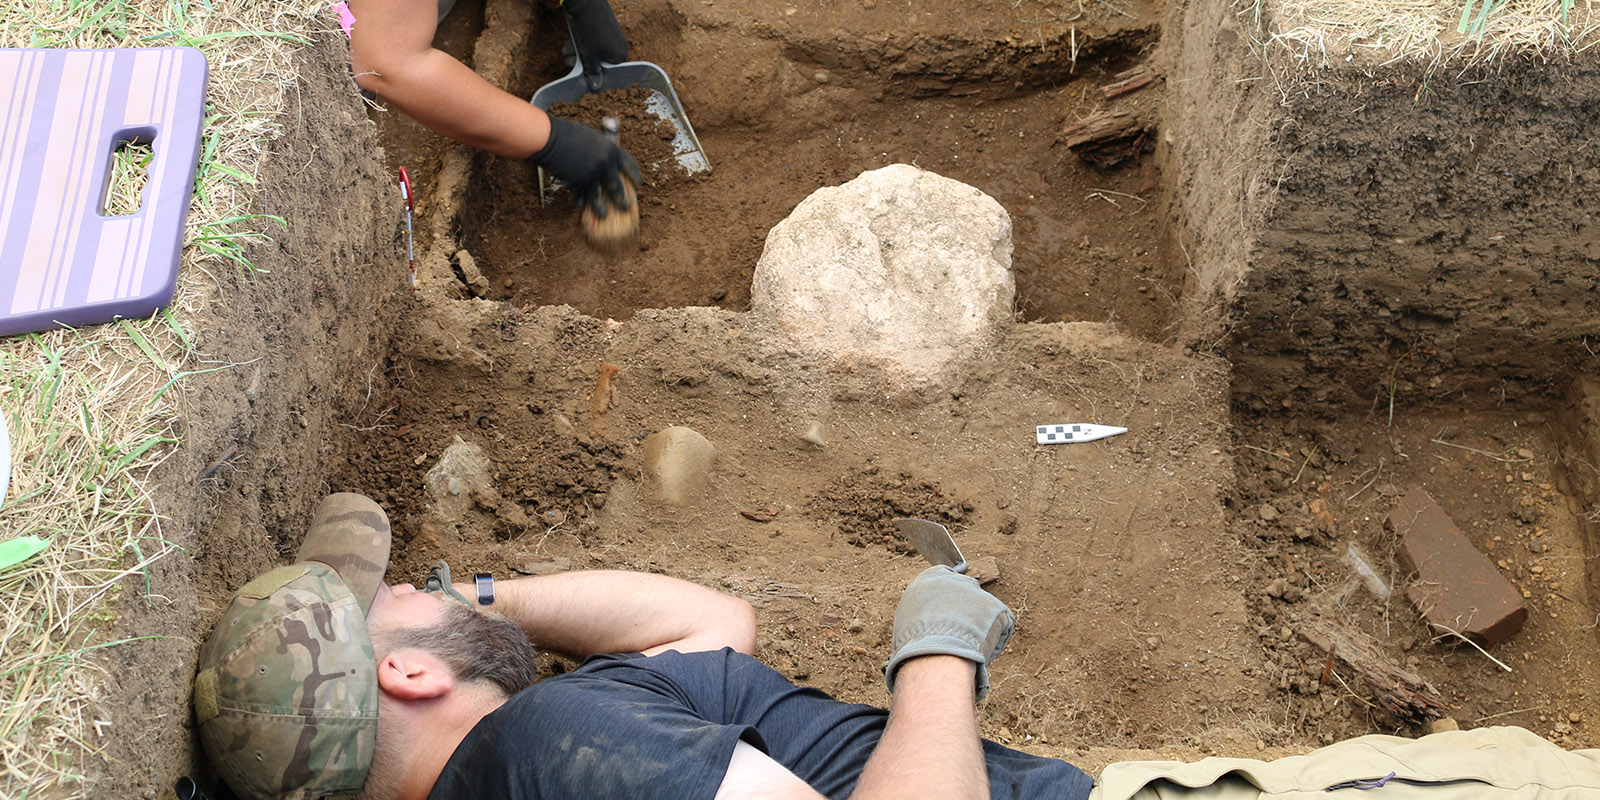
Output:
[474,573,495,606]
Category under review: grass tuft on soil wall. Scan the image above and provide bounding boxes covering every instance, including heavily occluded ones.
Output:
[1256,0,1596,69]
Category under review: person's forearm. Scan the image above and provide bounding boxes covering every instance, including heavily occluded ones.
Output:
[849,656,989,800]
[357,49,550,158]
[457,570,757,659]
[347,0,549,161]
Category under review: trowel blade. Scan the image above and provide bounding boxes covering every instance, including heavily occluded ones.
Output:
[893,518,967,574]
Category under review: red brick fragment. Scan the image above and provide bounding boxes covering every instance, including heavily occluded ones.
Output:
[1386,485,1527,648]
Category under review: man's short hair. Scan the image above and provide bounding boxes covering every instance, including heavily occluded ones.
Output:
[193,494,391,800]
[373,601,540,697]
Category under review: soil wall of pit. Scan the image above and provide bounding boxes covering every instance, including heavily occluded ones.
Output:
[1165,0,1600,409]
[95,35,406,795]
[1563,377,1600,607]
[1164,0,1600,744]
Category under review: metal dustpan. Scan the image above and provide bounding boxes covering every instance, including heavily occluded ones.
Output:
[531,50,708,204]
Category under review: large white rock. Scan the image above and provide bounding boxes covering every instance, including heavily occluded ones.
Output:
[752,165,1014,379]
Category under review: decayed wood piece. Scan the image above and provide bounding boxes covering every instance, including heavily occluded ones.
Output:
[1295,613,1451,725]
[1100,65,1157,99]
[1060,109,1145,147]
[1057,109,1155,169]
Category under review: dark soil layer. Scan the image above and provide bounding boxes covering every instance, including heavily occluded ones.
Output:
[452,0,1181,339]
[1233,59,1600,410]
[1162,15,1600,410]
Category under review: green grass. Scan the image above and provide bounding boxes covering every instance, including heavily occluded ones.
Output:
[0,0,328,794]
[0,331,186,796]
[102,139,153,216]
[1459,0,1580,38]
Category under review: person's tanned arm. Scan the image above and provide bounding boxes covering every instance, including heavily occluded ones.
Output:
[346,0,641,222]
[713,568,1012,800]
[713,655,988,800]
[348,0,551,159]
[458,570,757,658]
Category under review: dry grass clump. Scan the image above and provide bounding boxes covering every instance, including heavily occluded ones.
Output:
[0,332,183,794]
[0,0,331,795]
[1250,0,1598,68]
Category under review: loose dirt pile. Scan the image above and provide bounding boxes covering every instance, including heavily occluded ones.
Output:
[549,88,684,183]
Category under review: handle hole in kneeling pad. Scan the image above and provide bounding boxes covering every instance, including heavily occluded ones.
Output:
[100,130,157,217]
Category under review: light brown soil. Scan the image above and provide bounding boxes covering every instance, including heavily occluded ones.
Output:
[81,0,1600,795]
[328,300,1254,757]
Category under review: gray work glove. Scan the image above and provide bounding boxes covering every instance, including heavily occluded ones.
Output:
[883,566,1015,702]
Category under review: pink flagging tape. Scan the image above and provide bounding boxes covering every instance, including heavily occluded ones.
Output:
[331,2,356,38]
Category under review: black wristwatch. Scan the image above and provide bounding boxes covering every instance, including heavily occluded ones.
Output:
[474,573,495,606]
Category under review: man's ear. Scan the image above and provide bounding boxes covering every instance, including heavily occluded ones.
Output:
[376,648,455,700]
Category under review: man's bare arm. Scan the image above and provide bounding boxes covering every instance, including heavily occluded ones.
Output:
[714,564,1013,800]
[347,0,550,158]
[849,656,988,799]
[711,656,988,800]
[457,570,757,659]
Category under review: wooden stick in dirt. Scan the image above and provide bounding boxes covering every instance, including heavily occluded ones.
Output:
[1057,109,1155,169]
[1294,613,1452,725]
[1060,110,1147,147]
[1100,66,1157,99]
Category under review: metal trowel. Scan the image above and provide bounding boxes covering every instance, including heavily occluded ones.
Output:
[531,23,709,204]
[893,518,968,575]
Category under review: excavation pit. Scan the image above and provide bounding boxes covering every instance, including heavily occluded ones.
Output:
[385,0,1182,337]
[344,0,1600,753]
[83,0,1600,793]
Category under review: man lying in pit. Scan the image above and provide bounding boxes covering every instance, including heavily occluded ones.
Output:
[193,493,1600,800]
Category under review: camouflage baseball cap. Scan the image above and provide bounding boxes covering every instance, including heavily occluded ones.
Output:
[194,493,393,800]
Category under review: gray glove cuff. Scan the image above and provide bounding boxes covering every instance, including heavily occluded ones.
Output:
[424,560,473,606]
[882,565,1015,702]
[883,635,994,700]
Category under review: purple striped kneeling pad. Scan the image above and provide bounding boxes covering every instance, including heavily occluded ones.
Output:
[0,47,208,337]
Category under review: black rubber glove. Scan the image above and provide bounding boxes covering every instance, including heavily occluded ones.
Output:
[564,0,627,87]
[883,566,1015,702]
[530,115,642,219]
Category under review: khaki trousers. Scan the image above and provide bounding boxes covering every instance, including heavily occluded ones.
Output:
[1090,726,1600,799]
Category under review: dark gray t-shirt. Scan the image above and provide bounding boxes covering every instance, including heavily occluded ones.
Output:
[427,648,1093,800]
